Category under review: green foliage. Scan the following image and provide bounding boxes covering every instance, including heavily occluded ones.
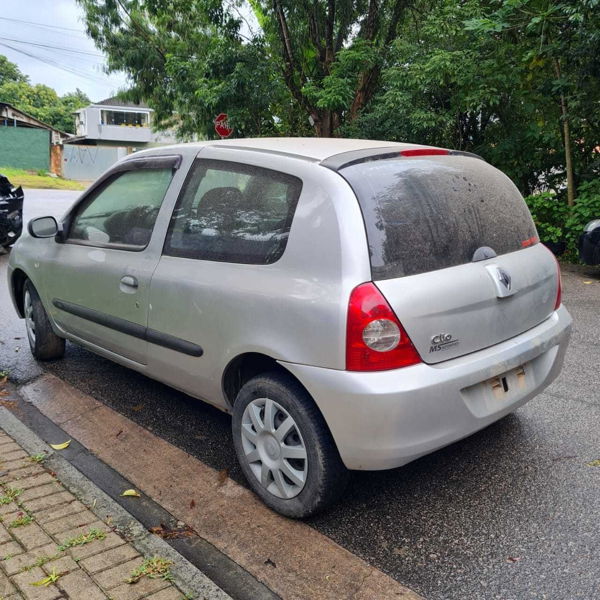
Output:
[525,193,568,244]
[525,179,600,258]
[0,56,90,133]
[564,180,600,255]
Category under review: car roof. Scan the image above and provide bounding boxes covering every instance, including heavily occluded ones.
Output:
[131,137,436,162]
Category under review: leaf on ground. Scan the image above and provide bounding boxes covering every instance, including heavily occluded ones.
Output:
[149,523,194,539]
[131,404,144,412]
[217,469,229,486]
[586,459,600,467]
[49,440,71,450]
[583,280,592,284]
[506,556,522,563]
[190,499,196,509]
[120,489,141,497]
[0,375,7,385]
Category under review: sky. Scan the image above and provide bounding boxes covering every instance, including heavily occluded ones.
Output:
[1,0,129,101]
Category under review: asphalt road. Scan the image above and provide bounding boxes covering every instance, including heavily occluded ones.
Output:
[2,190,600,600]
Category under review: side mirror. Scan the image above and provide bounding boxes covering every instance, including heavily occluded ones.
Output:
[28,216,59,238]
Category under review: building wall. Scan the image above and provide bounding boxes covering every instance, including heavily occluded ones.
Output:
[63,144,129,181]
[0,127,50,171]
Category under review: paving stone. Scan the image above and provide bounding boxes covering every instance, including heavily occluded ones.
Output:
[0,443,22,455]
[0,521,12,543]
[56,569,108,599]
[22,491,74,513]
[43,509,97,536]
[0,540,24,560]
[3,543,58,576]
[0,465,46,485]
[42,553,79,576]
[70,532,124,561]
[19,483,63,503]
[144,588,185,600]
[11,473,56,491]
[0,450,28,463]
[93,557,144,590]
[56,521,108,546]
[107,576,170,600]
[35,500,87,525]
[0,569,18,597]
[10,523,54,551]
[11,567,62,600]
[80,544,140,575]
[0,458,30,473]
[0,501,21,517]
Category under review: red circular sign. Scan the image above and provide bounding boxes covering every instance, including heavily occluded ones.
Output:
[214,113,233,138]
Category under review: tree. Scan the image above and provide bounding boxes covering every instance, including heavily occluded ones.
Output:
[0,55,28,86]
[465,0,600,204]
[77,0,416,137]
[0,55,90,133]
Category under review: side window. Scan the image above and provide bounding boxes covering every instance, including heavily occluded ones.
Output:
[68,168,173,249]
[164,160,302,264]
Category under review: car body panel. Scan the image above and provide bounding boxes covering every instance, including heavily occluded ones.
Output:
[7,138,573,472]
[283,305,571,470]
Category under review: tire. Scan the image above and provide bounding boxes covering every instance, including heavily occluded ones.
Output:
[232,371,349,518]
[23,280,65,361]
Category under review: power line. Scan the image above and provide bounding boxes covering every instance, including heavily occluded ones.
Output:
[0,41,112,85]
[0,16,85,34]
[0,36,104,57]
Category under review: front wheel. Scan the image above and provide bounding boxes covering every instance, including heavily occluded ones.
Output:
[232,372,348,518]
[23,280,65,361]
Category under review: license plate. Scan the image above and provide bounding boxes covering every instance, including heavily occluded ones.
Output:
[488,364,528,399]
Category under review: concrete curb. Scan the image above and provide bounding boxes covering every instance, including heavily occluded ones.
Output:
[0,406,232,600]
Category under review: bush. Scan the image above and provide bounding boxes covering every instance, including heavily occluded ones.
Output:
[524,192,568,244]
[525,180,600,261]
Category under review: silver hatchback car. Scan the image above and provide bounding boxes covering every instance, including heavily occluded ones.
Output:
[8,138,572,517]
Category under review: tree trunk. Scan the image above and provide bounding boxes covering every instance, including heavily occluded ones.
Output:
[553,59,575,207]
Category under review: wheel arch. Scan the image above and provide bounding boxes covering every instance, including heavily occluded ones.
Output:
[11,268,28,318]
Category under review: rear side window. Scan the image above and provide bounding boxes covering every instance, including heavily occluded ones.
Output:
[164,159,302,264]
[340,156,538,279]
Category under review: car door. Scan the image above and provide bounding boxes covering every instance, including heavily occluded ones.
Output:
[146,150,304,407]
[43,155,180,365]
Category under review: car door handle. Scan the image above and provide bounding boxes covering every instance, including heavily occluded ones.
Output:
[120,275,138,288]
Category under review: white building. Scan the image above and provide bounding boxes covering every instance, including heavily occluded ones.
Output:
[64,97,177,180]
[71,97,176,147]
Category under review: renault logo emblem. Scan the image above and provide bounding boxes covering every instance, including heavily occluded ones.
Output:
[497,268,512,291]
[485,264,516,298]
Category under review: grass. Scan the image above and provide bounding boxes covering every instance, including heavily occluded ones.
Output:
[9,514,33,528]
[29,453,46,464]
[0,488,22,506]
[0,167,86,191]
[58,528,106,551]
[127,556,174,584]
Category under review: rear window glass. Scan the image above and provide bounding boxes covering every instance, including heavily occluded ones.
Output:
[340,156,538,279]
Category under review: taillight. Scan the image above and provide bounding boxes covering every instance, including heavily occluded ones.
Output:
[554,257,562,310]
[346,282,422,371]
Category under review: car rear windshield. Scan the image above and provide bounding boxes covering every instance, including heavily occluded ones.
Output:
[339,155,538,280]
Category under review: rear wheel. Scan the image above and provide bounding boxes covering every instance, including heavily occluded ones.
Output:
[23,280,65,361]
[232,372,348,518]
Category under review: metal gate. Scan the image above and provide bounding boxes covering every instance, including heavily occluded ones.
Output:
[63,145,128,181]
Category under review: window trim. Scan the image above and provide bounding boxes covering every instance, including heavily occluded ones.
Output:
[61,154,181,252]
[162,158,303,265]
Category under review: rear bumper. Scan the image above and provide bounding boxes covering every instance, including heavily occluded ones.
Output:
[281,305,572,470]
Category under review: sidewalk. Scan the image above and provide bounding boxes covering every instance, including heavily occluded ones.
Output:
[0,410,229,600]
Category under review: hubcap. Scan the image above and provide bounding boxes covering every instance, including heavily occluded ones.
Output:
[24,290,36,346]
[240,398,308,499]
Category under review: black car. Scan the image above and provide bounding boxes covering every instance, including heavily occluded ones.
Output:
[0,173,24,249]
[579,220,600,265]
